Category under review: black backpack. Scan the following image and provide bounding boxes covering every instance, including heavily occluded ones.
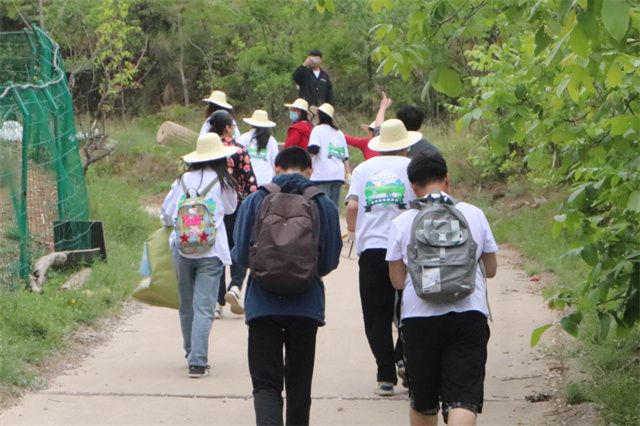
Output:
[249,183,323,294]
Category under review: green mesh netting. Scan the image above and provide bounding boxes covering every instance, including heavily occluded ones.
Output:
[0,25,89,291]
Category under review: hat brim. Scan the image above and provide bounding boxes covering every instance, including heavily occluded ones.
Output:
[360,123,373,132]
[243,118,276,128]
[202,98,233,110]
[310,106,336,126]
[284,103,312,115]
[183,145,238,163]
[368,131,423,152]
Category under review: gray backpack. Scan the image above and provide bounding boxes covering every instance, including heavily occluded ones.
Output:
[407,190,478,303]
[249,183,322,294]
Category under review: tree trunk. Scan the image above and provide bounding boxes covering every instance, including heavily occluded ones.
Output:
[156,121,198,146]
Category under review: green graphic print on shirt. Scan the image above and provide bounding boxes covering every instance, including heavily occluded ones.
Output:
[248,142,268,161]
[327,142,346,160]
[363,172,406,212]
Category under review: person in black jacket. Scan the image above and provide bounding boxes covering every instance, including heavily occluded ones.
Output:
[292,49,334,107]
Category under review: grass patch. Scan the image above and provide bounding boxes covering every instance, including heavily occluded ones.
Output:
[0,166,157,393]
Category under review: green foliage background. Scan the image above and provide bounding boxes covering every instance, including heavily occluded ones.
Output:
[366,0,639,343]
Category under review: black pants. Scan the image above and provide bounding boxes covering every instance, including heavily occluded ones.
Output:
[358,248,399,384]
[248,316,319,426]
[218,211,248,305]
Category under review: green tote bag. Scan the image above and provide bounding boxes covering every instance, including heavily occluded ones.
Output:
[133,226,179,309]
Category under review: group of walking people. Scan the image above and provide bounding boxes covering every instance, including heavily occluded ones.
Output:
[159,49,499,426]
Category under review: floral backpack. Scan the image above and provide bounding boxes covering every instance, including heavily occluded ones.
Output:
[174,176,218,254]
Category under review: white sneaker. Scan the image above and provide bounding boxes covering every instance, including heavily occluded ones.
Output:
[224,287,245,315]
[215,303,223,319]
[375,381,395,396]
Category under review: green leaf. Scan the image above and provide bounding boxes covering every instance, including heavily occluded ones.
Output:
[570,24,589,58]
[609,115,632,136]
[545,32,570,67]
[601,0,630,42]
[432,68,462,98]
[598,312,613,340]
[382,57,395,74]
[581,243,598,266]
[628,191,640,213]
[586,288,600,307]
[530,323,553,347]
[481,91,495,100]
[534,26,553,56]
[325,0,335,13]
[315,0,325,14]
[558,0,574,24]
[561,316,579,337]
[606,63,623,88]
[552,220,564,239]
[489,124,514,154]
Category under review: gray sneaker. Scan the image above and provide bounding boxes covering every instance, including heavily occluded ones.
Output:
[188,365,210,378]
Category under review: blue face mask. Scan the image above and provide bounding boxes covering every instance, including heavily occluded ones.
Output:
[289,111,300,122]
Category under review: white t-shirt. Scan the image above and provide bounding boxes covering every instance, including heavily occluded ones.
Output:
[347,156,416,254]
[160,169,238,264]
[309,124,349,182]
[199,117,242,140]
[237,129,279,185]
[386,193,498,319]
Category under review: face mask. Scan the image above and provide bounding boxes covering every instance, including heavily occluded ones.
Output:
[289,111,300,122]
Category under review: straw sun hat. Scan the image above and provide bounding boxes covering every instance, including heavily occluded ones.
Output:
[202,90,233,110]
[360,121,376,132]
[310,103,336,125]
[368,119,422,152]
[243,109,276,128]
[284,98,312,115]
[183,133,238,163]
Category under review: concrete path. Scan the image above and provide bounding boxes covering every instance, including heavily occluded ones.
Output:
[0,245,560,425]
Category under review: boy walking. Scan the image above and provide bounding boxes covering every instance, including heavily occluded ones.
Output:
[233,147,342,425]
[386,152,498,425]
[345,119,422,396]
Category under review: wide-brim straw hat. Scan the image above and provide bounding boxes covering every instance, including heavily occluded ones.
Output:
[310,103,336,125]
[202,90,233,110]
[284,98,312,115]
[243,109,276,128]
[183,133,238,163]
[360,121,376,132]
[368,119,422,152]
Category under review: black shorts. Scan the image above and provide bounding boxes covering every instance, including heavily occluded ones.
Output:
[401,311,490,417]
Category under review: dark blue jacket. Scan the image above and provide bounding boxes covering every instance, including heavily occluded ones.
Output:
[232,173,342,325]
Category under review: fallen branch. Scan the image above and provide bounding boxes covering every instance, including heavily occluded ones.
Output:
[29,252,68,293]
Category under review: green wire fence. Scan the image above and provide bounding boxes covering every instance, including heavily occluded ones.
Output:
[0,24,90,291]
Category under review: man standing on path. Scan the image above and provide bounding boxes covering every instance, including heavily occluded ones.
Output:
[396,105,440,158]
[386,152,498,426]
[233,147,342,425]
[292,49,334,107]
[345,119,421,396]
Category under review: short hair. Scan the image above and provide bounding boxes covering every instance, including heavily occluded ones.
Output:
[396,105,424,131]
[275,147,312,171]
[407,153,448,187]
[309,49,323,57]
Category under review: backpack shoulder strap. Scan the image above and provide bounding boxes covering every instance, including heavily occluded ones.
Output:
[180,177,188,196]
[260,183,281,195]
[302,185,323,201]
[199,177,219,197]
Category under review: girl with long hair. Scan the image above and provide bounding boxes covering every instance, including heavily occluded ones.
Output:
[208,110,258,318]
[307,103,350,207]
[160,133,238,378]
[238,109,279,185]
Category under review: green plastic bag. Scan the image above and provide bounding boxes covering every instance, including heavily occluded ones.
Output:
[133,227,179,309]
